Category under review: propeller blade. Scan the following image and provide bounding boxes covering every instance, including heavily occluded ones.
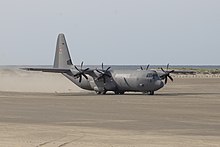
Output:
[79,75,82,83]
[84,68,90,72]
[106,66,111,71]
[168,75,173,81]
[167,63,169,71]
[160,64,174,84]
[96,63,112,83]
[102,63,104,70]
[165,77,168,84]
[103,77,106,83]
[161,68,165,73]
[81,61,84,69]
[146,64,150,70]
[74,61,89,83]
[73,73,80,78]
[74,65,80,71]
[169,70,175,74]
[82,73,88,80]
[96,69,103,74]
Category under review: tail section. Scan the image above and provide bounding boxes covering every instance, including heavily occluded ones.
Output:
[53,33,73,68]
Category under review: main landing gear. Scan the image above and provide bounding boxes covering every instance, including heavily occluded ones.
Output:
[96,90,154,95]
[114,91,125,95]
[96,91,106,95]
[96,91,125,95]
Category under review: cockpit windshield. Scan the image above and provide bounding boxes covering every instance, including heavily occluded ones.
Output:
[146,73,159,80]
[153,73,159,80]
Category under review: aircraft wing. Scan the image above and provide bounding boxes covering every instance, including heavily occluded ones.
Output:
[21,67,71,73]
[21,67,99,78]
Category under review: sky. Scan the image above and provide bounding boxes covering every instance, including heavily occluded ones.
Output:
[0,0,219,65]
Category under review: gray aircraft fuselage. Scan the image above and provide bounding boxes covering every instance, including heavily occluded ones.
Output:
[62,69,164,94]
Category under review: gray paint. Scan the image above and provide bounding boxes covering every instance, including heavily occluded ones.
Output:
[53,34,73,68]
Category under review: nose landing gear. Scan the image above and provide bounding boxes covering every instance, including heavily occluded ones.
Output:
[149,91,154,95]
[114,91,125,95]
[143,91,155,95]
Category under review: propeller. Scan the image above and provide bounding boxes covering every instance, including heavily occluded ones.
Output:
[96,63,111,83]
[74,61,89,83]
[160,64,174,84]
[140,64,150,70]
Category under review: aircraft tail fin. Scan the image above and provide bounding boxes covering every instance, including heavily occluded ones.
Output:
[53,33,73,68]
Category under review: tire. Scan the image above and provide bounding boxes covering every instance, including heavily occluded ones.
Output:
[149,91,154,95]
[101,91,107,95]
[96,91,101,95]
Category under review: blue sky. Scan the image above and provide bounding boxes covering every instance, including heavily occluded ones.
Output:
[0,0,219,65]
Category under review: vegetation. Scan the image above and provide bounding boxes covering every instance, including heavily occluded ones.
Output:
[171,68,220,74]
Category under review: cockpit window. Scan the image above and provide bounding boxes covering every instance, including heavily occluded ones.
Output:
[153,74,159,80]
[146,73,153,77]
[147,73,159,80]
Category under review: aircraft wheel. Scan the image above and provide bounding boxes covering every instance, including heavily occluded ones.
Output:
[101,91,107,95]
[96,91,101,95]
[149,91,154,95]
[96,90,106,95]
[114,91,124,95]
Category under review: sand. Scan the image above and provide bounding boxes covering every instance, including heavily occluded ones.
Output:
[0,68,220,147]
[0,68,84,93]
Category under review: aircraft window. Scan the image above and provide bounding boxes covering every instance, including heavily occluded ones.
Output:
[147,73,159,79]
[146,73,153,78]
[153,74,159,80]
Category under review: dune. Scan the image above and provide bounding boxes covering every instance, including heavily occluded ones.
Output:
[0,68,84,93]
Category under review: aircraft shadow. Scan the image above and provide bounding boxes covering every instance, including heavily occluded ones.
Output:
[3,91,218,97]
[55,92,220,97]
[156,92,220,97]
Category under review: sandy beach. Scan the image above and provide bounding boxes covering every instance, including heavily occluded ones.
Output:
[0,68,220,146]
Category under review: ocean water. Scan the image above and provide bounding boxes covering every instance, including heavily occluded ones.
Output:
[1,65,220,70]
[94,65,220,70]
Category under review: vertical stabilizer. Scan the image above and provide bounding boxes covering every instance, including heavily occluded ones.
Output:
[53,33,73,68]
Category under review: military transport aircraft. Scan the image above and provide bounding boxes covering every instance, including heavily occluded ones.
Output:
[22,33,176,95]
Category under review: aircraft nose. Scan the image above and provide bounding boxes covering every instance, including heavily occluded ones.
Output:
[155,80,164,89]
